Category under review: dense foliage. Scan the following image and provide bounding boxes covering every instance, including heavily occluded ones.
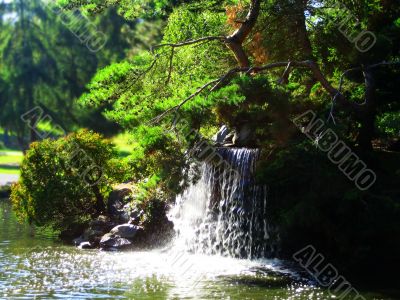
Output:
[257,140,400,285]
[59,0,400,285]
[11,130,127,232]
[63,0,399,152]
[0,0,155,148]
[60,0,400,201]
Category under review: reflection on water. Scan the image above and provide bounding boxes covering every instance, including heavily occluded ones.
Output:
[0,200,396,299]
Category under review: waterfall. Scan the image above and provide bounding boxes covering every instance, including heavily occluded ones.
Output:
[170,148,273,259]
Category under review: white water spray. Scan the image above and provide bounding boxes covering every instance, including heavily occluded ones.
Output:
[170,148,274,259]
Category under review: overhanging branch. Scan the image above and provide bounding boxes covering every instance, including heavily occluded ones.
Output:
[149,78,221,124]
[150,59,396,124]
[151,0,262,68]
[151,36,226,53]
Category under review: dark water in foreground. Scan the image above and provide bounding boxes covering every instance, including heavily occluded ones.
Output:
[0,200,397,299]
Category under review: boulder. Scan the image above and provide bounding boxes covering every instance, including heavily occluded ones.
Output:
[110,224,143,239]
[107,184,134,222]
[88,215,115,233]
[73,215,116,248]
[128,208,144,225]
[73,235,85,246]
[82,229,107,245]
[213,125,230,145]
[99,233,132,250]
[0,185,11,198]
[388,139,400,152]
[232,124,253,147]
[78,242,93,249]
[224,131,235,145]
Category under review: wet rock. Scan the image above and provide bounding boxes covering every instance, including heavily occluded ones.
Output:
[224,131,235,145]
[99,233,132,250]
[73,236,85,246]
[128,208,144,225]
[213,125,230,145]
[232,124,253,147]
[82,229,106,246]
[138,212,175,249]
[107,184,134,223]
[78,241,93,249]
[0,185,12,198]
[84,215,116,246]
[119,210,130,223]
[110,224,143,239]
[99,233,113,244]
[388,139,400,152]
[72,215,116,248]
[88,215,115,232]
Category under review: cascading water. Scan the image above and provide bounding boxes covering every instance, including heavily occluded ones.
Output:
[170,148,274,259]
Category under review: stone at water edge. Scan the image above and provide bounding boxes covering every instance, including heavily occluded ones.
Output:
[78,242,93,249]
[0,183,13,198]
[232,124,254,147]
[73,215,116,248]
[213,125,231,145]
[73,236,85,246]
[107,184,134,223]
[88,215,115,234]
[99,233,132,249]
[110,224,143,239]
[128,207,144,224]
[82,229,108,246]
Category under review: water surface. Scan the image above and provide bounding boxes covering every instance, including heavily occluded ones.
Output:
[0,200,396,299]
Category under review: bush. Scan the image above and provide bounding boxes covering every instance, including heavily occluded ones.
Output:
[11,129,129,232]
[127,125,190,201]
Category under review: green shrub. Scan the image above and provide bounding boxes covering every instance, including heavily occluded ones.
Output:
[11,129,129,232]
[127,125,190,201]
[377,112,400,137]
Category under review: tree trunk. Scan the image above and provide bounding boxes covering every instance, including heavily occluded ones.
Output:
[357,112,375,151]
[296,0,314,60]
[3,128,9,147]
[92,185,106,215]
[357,69,376,151]
[226,0,261,68]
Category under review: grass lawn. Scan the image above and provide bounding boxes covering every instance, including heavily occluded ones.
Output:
[0,133,133,174]
[0,167,20,175]
[0,150,23,175]
[0,152,23,164]
[111,132,135,158]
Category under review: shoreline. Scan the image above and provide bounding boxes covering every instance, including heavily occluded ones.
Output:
[0,174,18,198]
[0,173,19,186]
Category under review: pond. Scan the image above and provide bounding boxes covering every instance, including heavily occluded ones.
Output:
[0,199,396,299]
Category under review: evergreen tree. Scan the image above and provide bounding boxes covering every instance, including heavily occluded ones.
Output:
[0,0,138,148]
